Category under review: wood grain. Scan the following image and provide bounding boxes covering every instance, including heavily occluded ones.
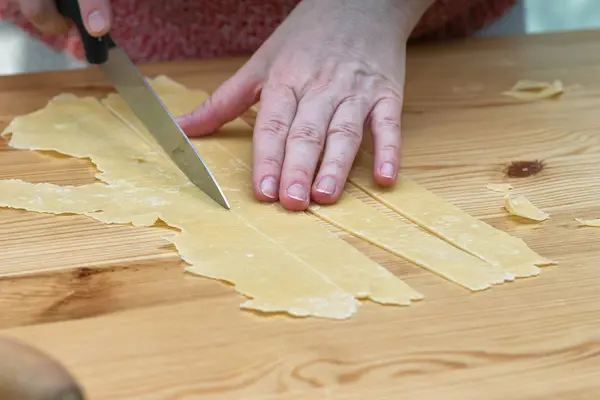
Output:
[1,30,600,399]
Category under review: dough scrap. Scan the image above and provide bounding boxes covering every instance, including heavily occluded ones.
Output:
[502,79,564,101]
[0,76,424,320]
[348,151,553,278]
[574,218,600,227]
[486,183,514,193]
[504,194,550,222]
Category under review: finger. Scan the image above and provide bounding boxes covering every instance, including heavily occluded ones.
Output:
[20,0,70,34]
[176,62,263,137]
[251,83,298,202]
[311,96,370,204]
[278,94,334,211]
[369,95,403,186]
[77,0,112,36]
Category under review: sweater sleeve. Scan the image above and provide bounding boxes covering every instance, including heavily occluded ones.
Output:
[0,0,516,63]
[411,0,517,40]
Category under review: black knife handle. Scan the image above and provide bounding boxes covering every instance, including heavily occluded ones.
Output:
[55,0,115,64]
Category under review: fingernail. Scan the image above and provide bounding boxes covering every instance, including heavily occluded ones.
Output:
[315,176,336,195]
[286,183,308,202]
[380,162,395,178]
[260,176,278,199]
[87,11,106,33]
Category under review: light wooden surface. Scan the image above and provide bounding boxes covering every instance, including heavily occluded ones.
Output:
[1,30,600,399]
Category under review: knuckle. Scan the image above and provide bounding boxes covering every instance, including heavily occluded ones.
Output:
[288,123,325,147]
[374,116,401,133]
[379,142,401,155]
[257,116,290,139]
[324,156,348,172]
[258,155,283,171]
[328,122,362,145]
[286,165,313,182]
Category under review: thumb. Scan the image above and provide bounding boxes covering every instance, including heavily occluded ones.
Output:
[177,62,264,138]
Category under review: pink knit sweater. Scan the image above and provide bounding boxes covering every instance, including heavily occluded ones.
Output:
[0,0,516,63]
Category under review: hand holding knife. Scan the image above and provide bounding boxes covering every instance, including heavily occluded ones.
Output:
[54,0,231,210]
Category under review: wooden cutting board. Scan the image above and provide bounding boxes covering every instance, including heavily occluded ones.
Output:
[1,30,600,399]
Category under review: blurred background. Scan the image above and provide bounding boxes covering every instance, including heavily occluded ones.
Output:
[0,0,599,76]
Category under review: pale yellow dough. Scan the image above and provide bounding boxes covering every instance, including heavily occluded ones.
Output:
[575,218,600,227]
[504,194,550,222]
[0,76,424,320]
[501,79,564,101]
[103,78,423,307]
[348,151,553,278]
[486,183,514,193]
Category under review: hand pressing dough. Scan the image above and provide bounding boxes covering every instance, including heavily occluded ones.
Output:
[0,76,423,320]
[486,183,514,193]
[501,79,564,101]
[348,151,553,278]
[504,194,550,222]
[575,218,600,227]
[221,96,512,291]
[219,137,509,291]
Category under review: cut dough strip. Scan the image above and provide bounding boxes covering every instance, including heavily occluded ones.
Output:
[348,151,553,278]
[239,103,551,279]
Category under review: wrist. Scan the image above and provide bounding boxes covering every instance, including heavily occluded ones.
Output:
[389,0,436,38]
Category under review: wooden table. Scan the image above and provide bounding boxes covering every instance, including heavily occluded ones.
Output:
[1,29,600,399]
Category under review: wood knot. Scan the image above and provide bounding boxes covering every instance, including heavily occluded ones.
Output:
[504,160,545,178]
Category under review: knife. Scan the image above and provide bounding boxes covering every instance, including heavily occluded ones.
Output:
[55,0,230,210]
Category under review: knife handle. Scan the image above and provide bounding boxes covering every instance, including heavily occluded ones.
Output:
[55,0,115,64]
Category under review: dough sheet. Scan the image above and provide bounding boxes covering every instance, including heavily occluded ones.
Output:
[0,76,426,319]
[348,151,553,278]
[0,74,556,318]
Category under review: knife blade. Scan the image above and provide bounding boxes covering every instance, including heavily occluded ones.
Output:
[55,0,230,210]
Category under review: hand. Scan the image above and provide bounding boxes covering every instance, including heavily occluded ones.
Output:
[178,0,434,211]
[16,0,111,36]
